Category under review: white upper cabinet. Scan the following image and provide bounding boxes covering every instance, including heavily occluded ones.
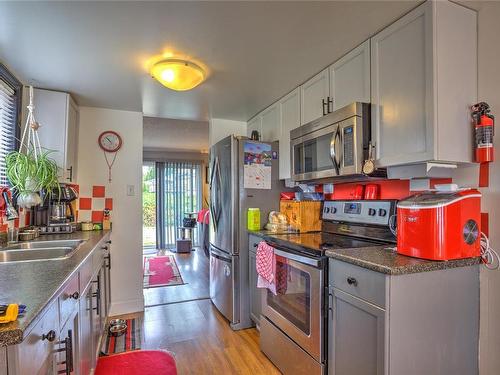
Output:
[371,1,476,168]
[329,40,370,111]
[261,103,280,142]
[300,68,330,125]
[279,88,301,180]
[247,115,262,139]
[33,88,79,182]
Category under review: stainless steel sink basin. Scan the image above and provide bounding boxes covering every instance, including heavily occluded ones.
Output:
[0,247,76,262]
[2,239,84,251]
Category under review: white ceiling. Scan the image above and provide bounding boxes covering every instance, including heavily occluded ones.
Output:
[0,1,419,122]
[143,117,209,152]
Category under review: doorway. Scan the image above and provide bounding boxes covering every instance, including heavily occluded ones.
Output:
[142,159,209,307]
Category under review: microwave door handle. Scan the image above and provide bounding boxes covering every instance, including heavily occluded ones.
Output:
[337,127,343,168]
[330,129,340,175]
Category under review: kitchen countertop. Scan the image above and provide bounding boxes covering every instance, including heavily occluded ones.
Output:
[250,230,481,275]
[0,230,111,346]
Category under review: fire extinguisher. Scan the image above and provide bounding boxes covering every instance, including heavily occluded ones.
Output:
[472,102,495,163]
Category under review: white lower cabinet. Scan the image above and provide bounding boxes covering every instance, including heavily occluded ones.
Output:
[7,300,60,375]
[328,259,480,375]
[6,237,111,375]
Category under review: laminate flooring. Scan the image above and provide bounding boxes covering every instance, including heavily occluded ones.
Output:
[143,247,210,306]
[113,299,281,374]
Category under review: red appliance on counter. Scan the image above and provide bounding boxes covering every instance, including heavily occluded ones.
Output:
[397,189,481,260]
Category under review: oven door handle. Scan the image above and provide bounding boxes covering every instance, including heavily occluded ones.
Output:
[272,248,322,268]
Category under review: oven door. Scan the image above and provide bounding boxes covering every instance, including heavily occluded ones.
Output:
[262,247,324,362]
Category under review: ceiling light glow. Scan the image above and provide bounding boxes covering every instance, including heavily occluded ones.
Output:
[150,58,205,91]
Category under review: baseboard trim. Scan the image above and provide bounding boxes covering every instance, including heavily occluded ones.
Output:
[109,297,145,316]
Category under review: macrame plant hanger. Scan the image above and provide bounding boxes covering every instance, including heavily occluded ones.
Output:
[20,86,43,162]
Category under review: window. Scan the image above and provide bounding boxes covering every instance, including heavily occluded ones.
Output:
[0,64,22,186]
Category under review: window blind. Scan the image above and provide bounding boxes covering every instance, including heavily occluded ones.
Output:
[0,64,22,186]
[0,78,17,186]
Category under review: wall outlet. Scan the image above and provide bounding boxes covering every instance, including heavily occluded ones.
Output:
[126,185,135,196]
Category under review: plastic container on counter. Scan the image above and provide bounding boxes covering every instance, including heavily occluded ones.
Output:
[247,208,261,231]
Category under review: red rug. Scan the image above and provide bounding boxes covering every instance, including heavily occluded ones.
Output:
[95,350,177,375]
[143,255,184,288]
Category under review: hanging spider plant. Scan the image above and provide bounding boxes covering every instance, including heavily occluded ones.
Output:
[5,87,61,208]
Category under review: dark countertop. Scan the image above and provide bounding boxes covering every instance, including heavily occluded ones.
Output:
[0,230,111,346]
[250,230,481,275]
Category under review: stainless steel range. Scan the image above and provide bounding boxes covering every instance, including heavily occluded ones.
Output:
[260,199,396,375]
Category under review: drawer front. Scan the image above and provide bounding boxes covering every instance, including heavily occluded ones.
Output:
[59,273,80,327]
[79,257,93,293]
[330,259,386,308]
[12,300,59,375]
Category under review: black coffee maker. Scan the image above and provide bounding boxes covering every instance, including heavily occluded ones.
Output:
[33,184,78,234]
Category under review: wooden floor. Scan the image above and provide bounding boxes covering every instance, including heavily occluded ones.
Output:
[143,247,210,306]
[134,247,280,373]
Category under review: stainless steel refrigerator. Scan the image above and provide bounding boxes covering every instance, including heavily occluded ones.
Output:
[209,135,283,330]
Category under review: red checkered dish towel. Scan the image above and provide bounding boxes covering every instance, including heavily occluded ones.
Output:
[256,241,277,294]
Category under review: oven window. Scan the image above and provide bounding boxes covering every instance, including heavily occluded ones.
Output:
[267,261,311,335]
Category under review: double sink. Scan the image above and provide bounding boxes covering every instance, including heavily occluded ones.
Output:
[0,239,84,262]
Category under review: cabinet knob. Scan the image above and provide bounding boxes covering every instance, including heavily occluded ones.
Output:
[253,243,258,248]
[42,330,56,342]
[106,240,112,244]
[101,245,108,250]
[70,291,79,299]
[346,277,358,286]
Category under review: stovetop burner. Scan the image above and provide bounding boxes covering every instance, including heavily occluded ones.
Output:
[268,231,386,257]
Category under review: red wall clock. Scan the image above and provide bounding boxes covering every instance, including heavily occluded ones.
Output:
[98,131,122,182]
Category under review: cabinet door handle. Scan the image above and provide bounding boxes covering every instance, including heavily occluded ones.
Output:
[101,245,108,250]
[42,330,56,342]
[66,166,73,182]
[92,275,101,315]
[327,97,333,113]
[322,99,328,116]
[346,276,358,286]
[106,240,112,244]
[328,293,333,319]
[253,243,258,248]
[105,254,111,270]
[57,330,73,375]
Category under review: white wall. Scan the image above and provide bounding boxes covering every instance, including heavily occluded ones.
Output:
[143,117,209,153]
[77,107,144,315]
[208,118,247,146]
[472,2,500,374]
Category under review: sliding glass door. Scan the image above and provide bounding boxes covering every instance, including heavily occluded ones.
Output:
[153,160,202,249]
[142,162,156,249]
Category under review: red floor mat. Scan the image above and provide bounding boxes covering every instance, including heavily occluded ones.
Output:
[95,350,177,375]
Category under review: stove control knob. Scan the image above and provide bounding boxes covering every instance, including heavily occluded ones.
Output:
[378,209,387,217]
[324,207,330,213]
[368,208,377,216]
[332,207,337,214]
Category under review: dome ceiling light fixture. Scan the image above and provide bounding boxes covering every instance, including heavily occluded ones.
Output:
[150,58,206,91]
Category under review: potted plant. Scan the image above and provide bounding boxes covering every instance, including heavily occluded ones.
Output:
[6,149,60,208]
[5,86,61,208]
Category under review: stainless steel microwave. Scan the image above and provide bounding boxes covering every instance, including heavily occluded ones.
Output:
[290,102,377,182]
